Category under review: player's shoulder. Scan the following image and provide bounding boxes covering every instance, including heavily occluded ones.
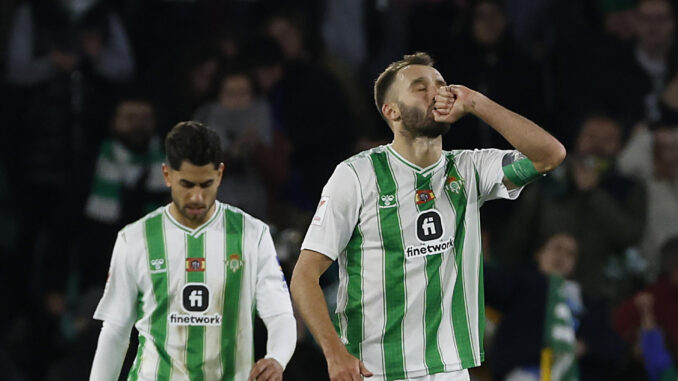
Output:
[339,144,389,177]
[117,205,167,242]
[218,201,270,236]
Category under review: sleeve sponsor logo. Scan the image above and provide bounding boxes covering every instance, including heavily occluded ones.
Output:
[311,196,330,226]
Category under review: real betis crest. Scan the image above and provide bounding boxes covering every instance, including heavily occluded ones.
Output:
[228,253,243,272]
[446,176,464,194]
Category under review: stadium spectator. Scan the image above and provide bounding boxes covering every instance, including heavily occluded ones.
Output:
[78,97,168,290]
[486,233,582,381]
[500,115,646,300]
[635,292,678,381]
[193,70,273,219]
[438,0,547,150]
[248,33,354,217]
[614,237,678,372]
[618,122,678,279]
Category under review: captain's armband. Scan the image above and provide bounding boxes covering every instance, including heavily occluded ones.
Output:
[502,158,541,187]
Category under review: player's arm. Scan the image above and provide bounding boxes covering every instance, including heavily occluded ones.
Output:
[433,85,566,187]
[89,232,138,381]
[249,226,296,381]
[90,320,134,381]
[291,250,373,381]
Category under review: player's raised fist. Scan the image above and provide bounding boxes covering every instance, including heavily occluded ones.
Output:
[433,84,482,124]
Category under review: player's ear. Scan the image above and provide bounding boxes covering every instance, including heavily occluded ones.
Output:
[162,163,171,187]
[382,102,401,122]
[217,162,225,184]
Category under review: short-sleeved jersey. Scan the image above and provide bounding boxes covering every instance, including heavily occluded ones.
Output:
[302,145,524,380]
[94,201,293,381]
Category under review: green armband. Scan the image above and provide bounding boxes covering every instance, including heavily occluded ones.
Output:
[502,158,540,186]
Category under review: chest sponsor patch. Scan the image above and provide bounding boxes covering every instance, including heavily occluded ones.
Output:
[311,196,330,226]
[405,238,454,259]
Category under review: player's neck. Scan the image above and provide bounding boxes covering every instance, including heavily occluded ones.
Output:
[391,135,442,169]
[169,202,217,230]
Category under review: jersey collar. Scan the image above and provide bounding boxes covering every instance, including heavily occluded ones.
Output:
[386,144,445,176]
[164,201,223,238]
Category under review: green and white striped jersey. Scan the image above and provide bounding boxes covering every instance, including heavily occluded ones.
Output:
[94,201,293,381]
[302,145,524,380]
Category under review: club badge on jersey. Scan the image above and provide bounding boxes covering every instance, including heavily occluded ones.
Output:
[446,176,464,194]
[227,253,243,272]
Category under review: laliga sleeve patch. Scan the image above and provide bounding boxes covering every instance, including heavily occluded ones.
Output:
[502,158,540,187]
[311,196,329,226]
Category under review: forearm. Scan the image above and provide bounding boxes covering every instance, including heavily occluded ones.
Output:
[261,313,297,369]
[290,270,346,358]
[471,93,565,173]
[90,320,132,381]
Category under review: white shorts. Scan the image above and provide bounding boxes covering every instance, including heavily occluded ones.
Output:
[367,369,470,381]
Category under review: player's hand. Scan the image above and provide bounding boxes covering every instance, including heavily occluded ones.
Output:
[433,84,479,124]
[248,358,283,381]
[327,347,373,381]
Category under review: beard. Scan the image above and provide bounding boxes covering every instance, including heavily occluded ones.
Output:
[172,196,212,224]
[398,101,450,138]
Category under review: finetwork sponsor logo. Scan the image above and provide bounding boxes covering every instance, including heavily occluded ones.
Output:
[168,313,222,326]
[405,238,454,259]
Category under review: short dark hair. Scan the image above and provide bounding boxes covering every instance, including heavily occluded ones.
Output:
[374,52,435,119]
[165,121,222,170]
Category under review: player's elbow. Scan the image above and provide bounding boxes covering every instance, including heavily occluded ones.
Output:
[535,141,566,173]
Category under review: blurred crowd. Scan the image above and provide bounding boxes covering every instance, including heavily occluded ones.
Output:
[0,0,678,380]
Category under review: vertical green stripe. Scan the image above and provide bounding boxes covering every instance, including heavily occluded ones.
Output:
[477,259,485,360]
[370,152,406,380]
[221,209,244,380]
[415,173,446,373]
[128,335,145,381]
[344,225,364,358]
[128,291,146,381]
[144,214,172,380]
[443,155,475,368]
[186,235,206,381]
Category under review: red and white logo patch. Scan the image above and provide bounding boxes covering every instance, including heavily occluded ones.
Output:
[312,196,330,226]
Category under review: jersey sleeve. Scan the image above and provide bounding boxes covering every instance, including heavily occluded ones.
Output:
[255,226,294,319]
[469,149,526,204]
[93,231,138,327]
[300,162,360,260]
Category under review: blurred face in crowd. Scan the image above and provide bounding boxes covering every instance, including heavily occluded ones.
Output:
[190,58,218,96]
[575,116,622,159]
[537,234,579,278]
[218,74,254,110]
[605,8,638,41]
[473,1,507,47]
[653,127,678,179]
[113,100,155,152]
[388,64,451,137]
[163,161,223,229]
[268,16,304,60]
[635,0,675,54]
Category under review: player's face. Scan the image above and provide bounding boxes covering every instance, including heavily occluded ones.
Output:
[393,65,450,137]
[163,161,224,228]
